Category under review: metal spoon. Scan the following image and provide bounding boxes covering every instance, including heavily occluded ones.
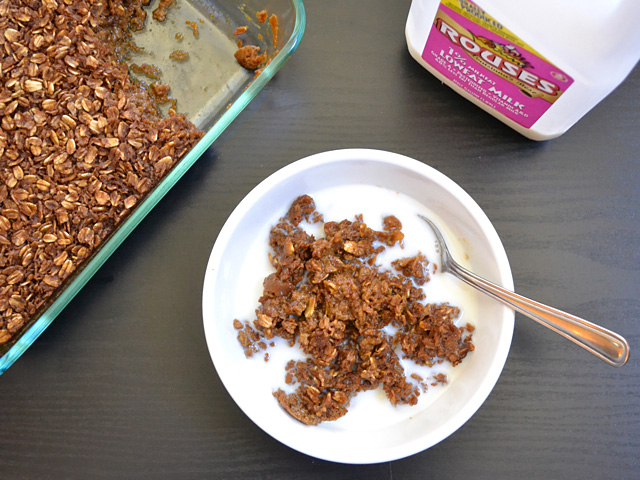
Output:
[419,215,630,367]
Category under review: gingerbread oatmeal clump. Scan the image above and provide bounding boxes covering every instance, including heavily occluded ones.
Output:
[234,45,267,70]
[235,195,474,425]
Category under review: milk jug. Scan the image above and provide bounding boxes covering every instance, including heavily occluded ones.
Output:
[405,0,640,140]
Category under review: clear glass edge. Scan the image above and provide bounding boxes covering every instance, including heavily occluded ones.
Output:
[0,0,306,374]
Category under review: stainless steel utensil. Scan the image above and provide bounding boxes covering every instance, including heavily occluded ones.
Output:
[419,215,630,367]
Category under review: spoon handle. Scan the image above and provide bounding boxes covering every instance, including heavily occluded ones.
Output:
[447,261,630,367]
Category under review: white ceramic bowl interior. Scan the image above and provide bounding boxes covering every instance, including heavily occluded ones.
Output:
[202,149,514,463]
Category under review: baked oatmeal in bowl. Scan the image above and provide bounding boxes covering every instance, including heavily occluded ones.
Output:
[202,148,514,463]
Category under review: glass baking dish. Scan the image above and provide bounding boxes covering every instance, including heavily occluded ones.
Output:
[0,0,305,374]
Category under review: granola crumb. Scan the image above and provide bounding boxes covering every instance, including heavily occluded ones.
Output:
[153,0,176,22]
[234,26,248,36]
[169,49,189,61]
[234,45,267,70]
[185,20,199,37]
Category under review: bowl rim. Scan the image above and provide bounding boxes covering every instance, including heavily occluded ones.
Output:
[202,148,515,463]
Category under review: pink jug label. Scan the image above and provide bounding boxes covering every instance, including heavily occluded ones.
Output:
[422,0,574,128]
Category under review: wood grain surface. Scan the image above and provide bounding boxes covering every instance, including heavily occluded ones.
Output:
[1,1,638,478]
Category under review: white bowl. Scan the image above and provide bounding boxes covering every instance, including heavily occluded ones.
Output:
[202,149,514,464]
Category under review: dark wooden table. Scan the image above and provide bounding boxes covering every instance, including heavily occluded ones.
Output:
[2,1,638,478]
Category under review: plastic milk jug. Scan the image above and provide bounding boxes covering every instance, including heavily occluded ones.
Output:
[405,0,640,140]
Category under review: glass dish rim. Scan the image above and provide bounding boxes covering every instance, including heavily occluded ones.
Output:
[0,0,306,374]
